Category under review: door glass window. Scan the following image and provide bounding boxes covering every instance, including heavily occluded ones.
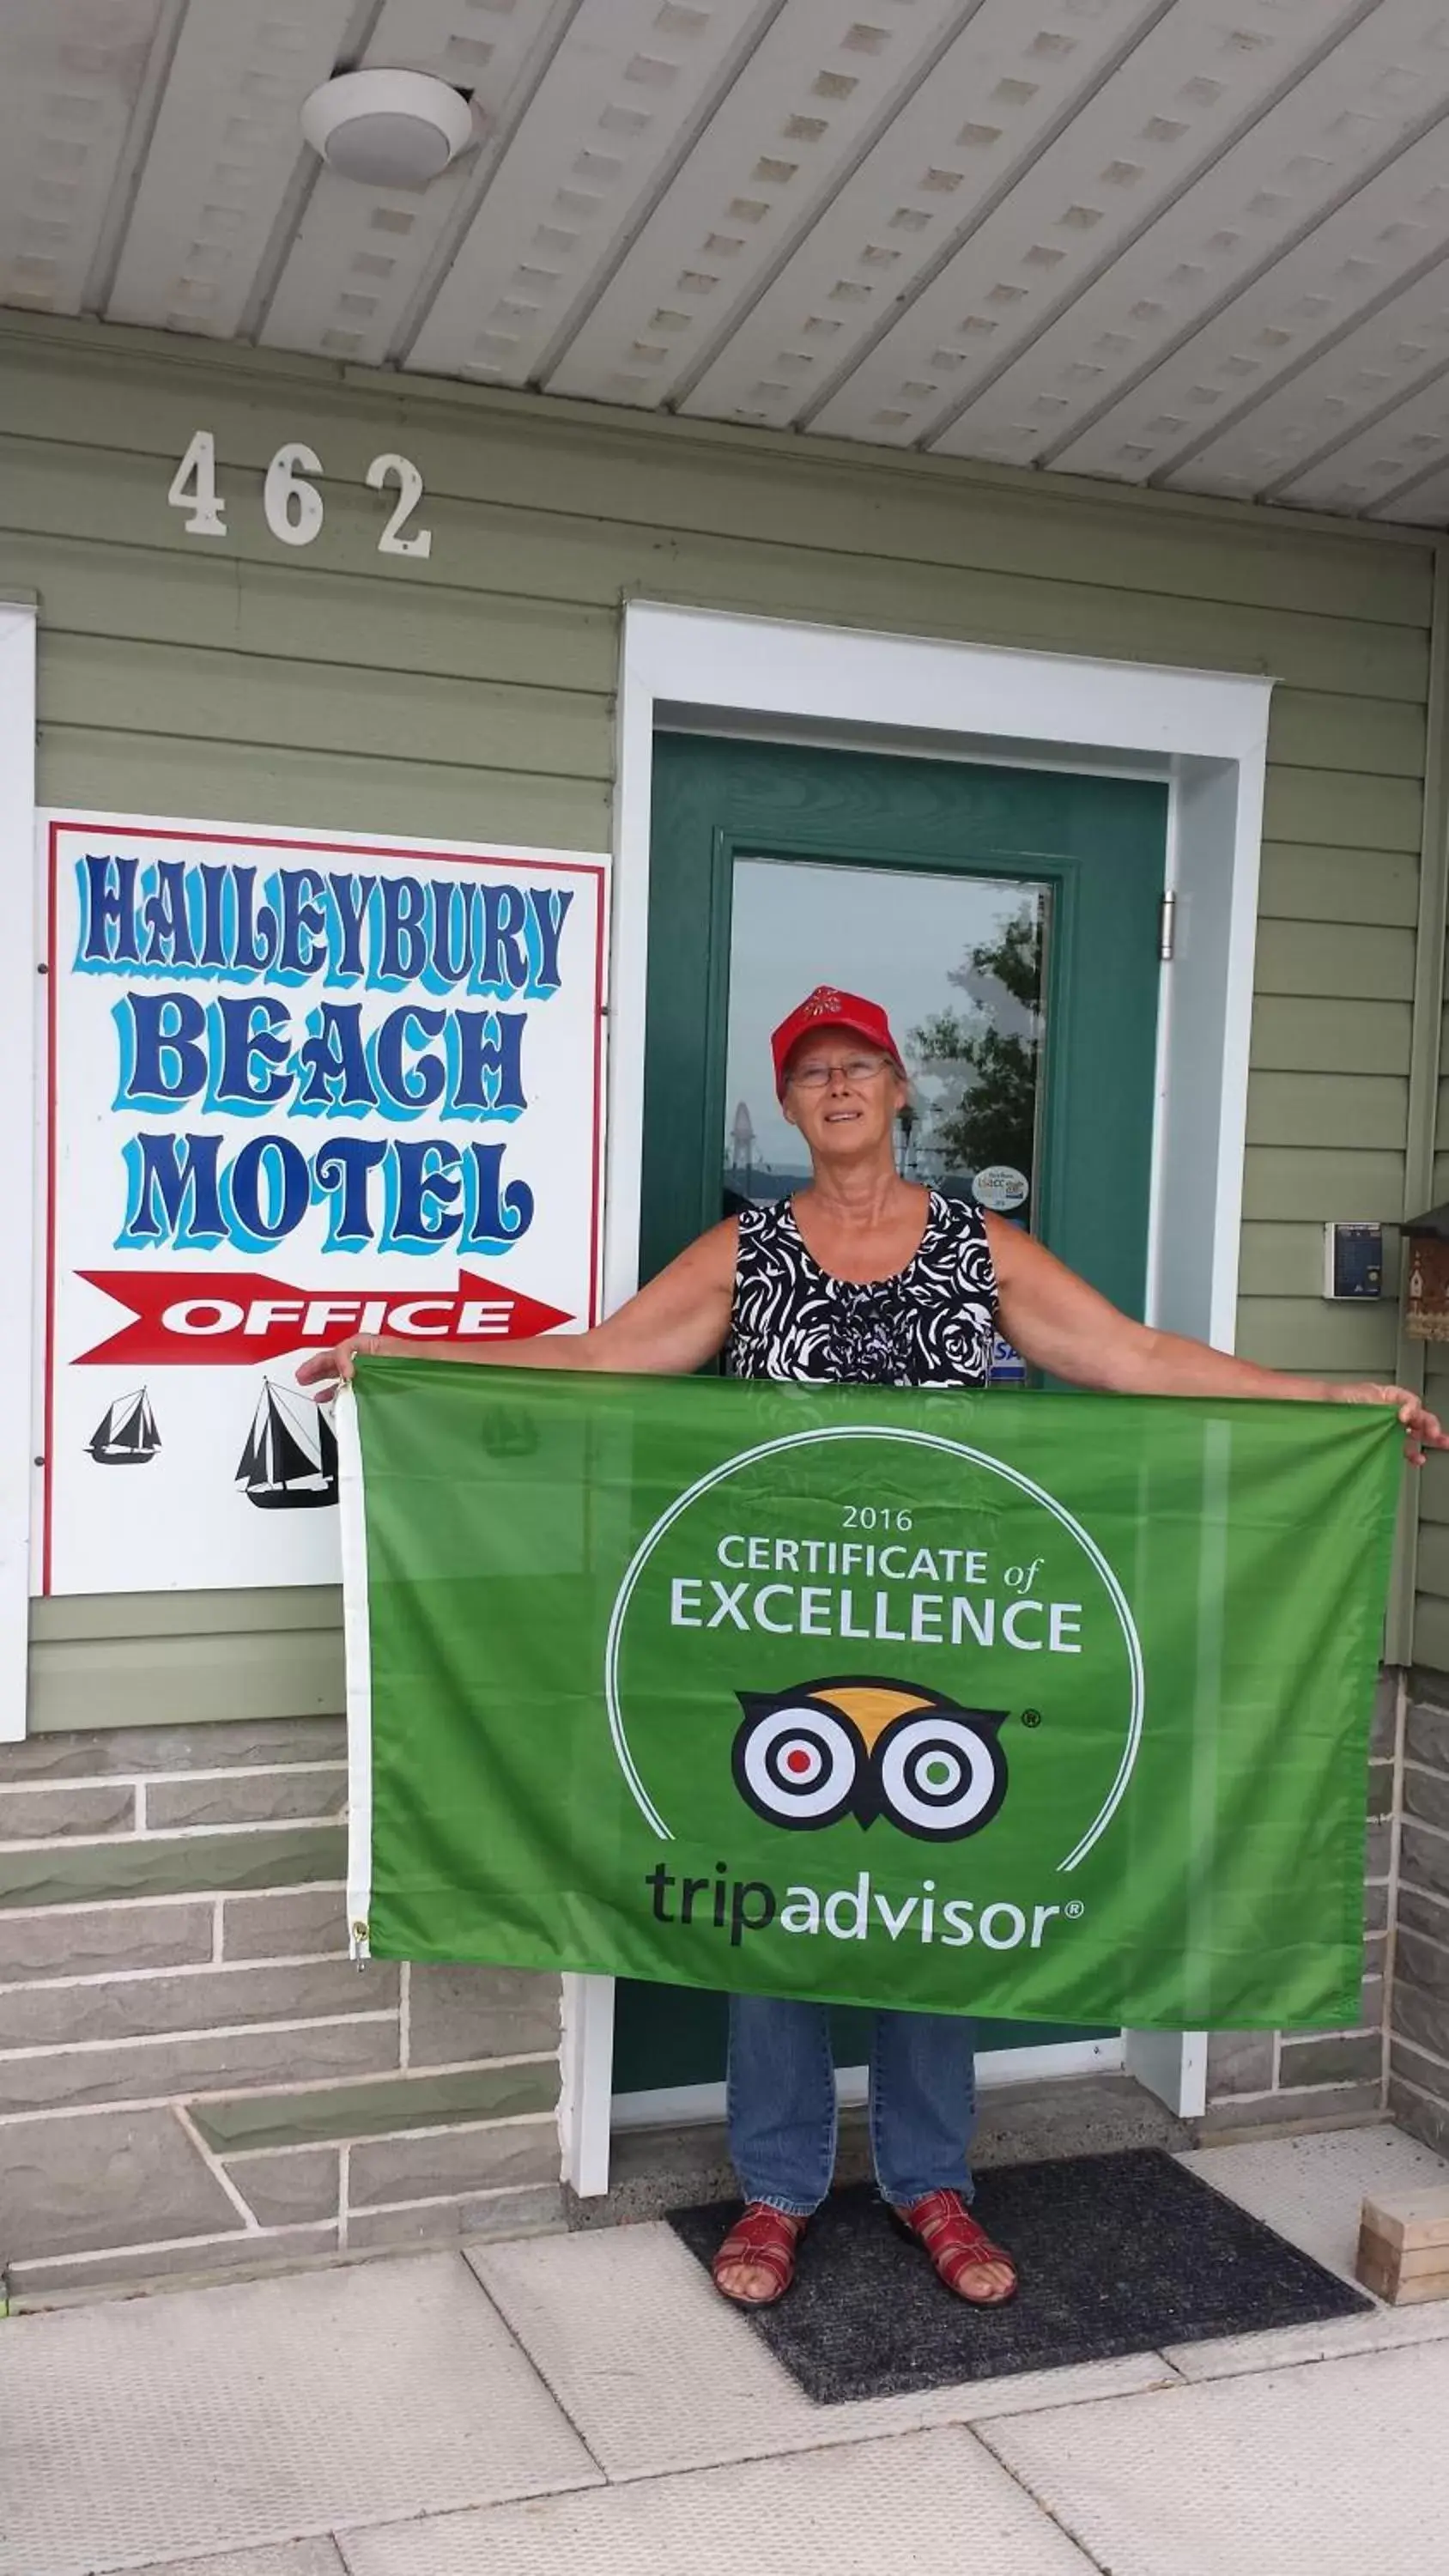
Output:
[724,857,1051,1230]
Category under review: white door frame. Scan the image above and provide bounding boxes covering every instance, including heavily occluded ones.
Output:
[559,602,1271,2195]
[0,603,38,1744]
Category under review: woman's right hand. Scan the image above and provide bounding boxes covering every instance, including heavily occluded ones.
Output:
[296,1335,376,1398]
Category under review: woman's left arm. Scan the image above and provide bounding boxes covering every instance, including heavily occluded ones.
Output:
[987,1218,1449,1464]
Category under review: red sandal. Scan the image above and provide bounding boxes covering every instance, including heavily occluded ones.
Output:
[892,2189,1018,2305]
[712,2202,807,2307]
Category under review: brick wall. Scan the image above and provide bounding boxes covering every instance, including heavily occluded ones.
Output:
[0,1718,563,2301]
[1390,1670,1449,2159]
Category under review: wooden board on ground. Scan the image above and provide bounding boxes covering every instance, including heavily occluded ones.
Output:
[1355,2185,1449,2304]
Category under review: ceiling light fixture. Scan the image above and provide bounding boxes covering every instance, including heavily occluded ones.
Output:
[300,70,476,189]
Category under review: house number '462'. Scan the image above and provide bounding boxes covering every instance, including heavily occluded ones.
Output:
[167,429,432,559]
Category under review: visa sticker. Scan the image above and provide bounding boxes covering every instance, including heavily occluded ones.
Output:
[990,1334,1028,1387]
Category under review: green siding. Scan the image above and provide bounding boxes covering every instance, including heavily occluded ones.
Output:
[1258,844,1422,928]
[1253,923,1417,1003]
[1419,558,1449,1662]
[1266,692,1427,779]
[1261,769,1423,854]
[41,734,611,855]
[1418,982,1449,1646]
[1241,1151,1408,1222]
[1230,1302,1404,1375]
[27,1589,343,1734]
[45,635,611,781]
[1,309,1441,1721]
[1416,1598,1449,1674]
[1422,1388,1449,1534]
[1251,999,1412,1078]
[1247,1073,1409,1150]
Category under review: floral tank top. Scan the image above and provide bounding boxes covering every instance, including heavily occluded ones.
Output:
[725,1189,998,1388]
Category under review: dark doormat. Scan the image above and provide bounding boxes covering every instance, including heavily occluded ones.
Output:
[668,2146,1371,2404]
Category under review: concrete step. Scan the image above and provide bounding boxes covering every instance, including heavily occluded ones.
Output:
[567,2072,1192,2228]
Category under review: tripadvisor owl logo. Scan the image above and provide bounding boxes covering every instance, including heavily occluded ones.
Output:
[733,1677,1009,1841]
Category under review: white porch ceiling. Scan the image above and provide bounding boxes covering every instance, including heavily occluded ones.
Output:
[9,0,1449,523]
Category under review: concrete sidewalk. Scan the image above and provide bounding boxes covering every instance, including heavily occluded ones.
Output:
[5,2124,1449,2576]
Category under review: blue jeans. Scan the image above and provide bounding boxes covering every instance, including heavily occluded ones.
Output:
[727,1993,977,2216]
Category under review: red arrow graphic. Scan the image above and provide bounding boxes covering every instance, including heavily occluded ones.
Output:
[73,1268,573,1367]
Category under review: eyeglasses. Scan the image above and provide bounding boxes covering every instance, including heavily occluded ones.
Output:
[787,1055,895,1090]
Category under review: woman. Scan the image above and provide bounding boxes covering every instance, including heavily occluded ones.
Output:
[300,981,1445,2314]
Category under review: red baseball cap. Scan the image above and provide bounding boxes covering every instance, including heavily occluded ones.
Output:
[770,986,904,1097]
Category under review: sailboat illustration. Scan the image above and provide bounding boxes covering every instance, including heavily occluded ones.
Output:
[88,1388,160,1467]
[237,1381,338,1511]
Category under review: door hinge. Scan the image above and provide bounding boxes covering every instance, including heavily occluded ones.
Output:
[1158,889,1177,963]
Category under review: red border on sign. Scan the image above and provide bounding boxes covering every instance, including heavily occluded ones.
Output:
[42,823,609,1595]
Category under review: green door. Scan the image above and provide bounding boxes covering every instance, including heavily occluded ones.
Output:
[613,734,1167,2098]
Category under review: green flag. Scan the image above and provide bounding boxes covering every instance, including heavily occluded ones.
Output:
[340,1361,1399,2031]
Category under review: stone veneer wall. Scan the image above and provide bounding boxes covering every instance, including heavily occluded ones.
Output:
[0,1676,1411,2300]
[0,1718,562,2302]
[1390,1670,1449,2158]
